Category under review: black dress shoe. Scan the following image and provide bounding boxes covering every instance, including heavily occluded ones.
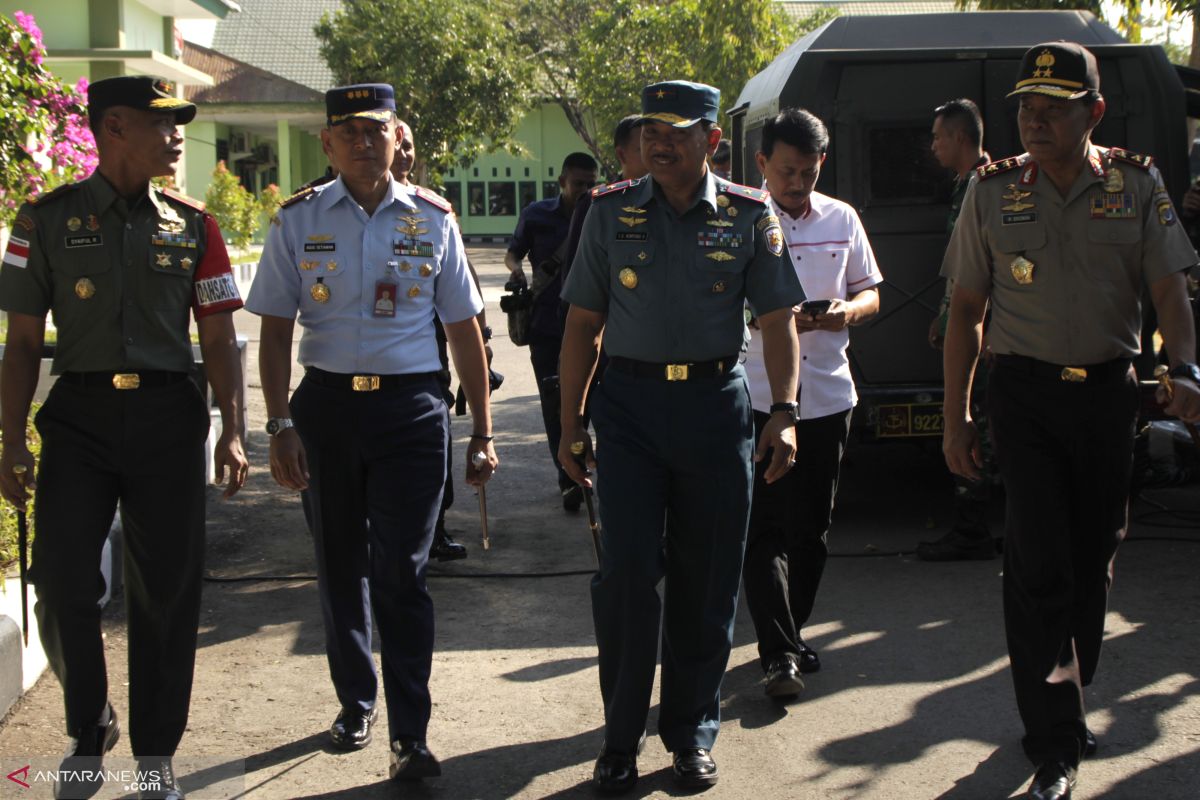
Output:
[562,485,584,513]
[389,738,441,781]
[593,748,637,794]
[797,641,821,674]
[430,527,467,561]
[763,656,804,699]
[1027,761,1076,800]
[55,704,120,799]
[672,747,718,789]
[137,758,184,799]
[329,706,378,750]
[1084,729,1097,759]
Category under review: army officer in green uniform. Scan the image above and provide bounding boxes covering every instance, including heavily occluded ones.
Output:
[0,76,248,800]
[942,43,1200,800]
[559,80,803,794]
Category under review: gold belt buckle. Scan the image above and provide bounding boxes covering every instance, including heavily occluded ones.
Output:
[665,364,689,381]
[352,375,381,391]
[1061,367,1088,383]
[112,373,140,390]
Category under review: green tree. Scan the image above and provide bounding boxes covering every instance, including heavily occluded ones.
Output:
[204,162,260,251]
[315,0,535,178]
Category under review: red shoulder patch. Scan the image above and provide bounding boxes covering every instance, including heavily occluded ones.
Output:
[591,179,633,199]
[162,187,205,212]
[975,155,1027,181]
[1107,147,1153,171]
[414,184,452,212]
[722,182,769,204]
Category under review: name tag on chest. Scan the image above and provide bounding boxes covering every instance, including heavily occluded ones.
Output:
[697,232,743,248]
[64,234,102,249]
[304,242,336,252]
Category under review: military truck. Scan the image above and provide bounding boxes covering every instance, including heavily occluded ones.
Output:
[730,11,1200,442]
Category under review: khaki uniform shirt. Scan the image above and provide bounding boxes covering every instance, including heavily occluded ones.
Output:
[0,173,242,373]
[563,172,804,362]
[943,146,1198,365]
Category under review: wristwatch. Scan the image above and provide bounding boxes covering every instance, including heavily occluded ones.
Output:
[1168,362,1200,384]
[266,417,295,436]
[481,325,493,342]
[769,401,799,424]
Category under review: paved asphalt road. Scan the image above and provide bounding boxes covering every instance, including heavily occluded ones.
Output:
[0,245,1197,799]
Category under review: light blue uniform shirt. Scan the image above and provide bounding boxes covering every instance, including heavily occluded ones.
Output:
[246,176,482,374]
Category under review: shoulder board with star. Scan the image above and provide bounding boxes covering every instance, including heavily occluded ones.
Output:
[413,184,452,212]
[162,187,206,212]
[279,185,317,210]
[1106,147,1153,171]
[721,182,769,205]
[975,154,1027,181]
[28,180,85,207]
[591,178,637,200]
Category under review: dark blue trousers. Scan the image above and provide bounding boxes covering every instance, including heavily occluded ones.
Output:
[291,374,447,743]
[590,364,753,753]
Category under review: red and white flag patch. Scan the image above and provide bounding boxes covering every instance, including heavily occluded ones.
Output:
[3,236,30,269]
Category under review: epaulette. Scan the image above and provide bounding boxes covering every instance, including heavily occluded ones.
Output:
[279,185,317,210]
[591,178,634,199]
[162,187,205,212]
[976,154,1027,181]
[295,174,334,193]
[1107,147,1153,171]
[722,182,769,204]
[28,181,84,207]
[413,184,452,212]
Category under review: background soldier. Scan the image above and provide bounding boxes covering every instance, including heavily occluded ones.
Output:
[0,76,248,800]
[248,84,496,783]
[942,43,1200,800]
[505,152,598,512]
[921,97,999,561]
[559,80,803,793]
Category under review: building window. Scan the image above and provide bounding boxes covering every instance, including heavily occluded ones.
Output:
[865,124,943,205]
[217,139,229,164]
[505,167,511,177]
[488,182,516,216]
[473,167,479,177]
[442,183,462,216]
[492,167,498,177]
[468,182,485,216]
[449,169,456,178]
[524,167,530,177]
[548,166,555,177]
[518,181,537,212]
[542,181,559,200]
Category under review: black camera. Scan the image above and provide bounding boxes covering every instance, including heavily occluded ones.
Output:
[499,279,532,313]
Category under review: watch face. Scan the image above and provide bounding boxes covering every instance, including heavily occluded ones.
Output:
[266,419,280,435]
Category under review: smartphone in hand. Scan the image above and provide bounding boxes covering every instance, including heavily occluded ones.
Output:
[800,299,832,316]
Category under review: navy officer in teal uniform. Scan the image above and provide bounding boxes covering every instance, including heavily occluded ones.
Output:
[247,83,497,782]
[559,80,804,793]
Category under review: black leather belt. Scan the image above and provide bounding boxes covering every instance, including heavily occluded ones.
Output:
[993,354,1132,384]
[607,355,738,382]
[58,371,189,389]
[304,367,436,391]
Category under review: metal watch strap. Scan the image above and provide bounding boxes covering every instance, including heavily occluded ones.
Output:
[266,417,295,436]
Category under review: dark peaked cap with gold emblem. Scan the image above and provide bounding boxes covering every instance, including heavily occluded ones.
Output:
[87,76,197,125]
[325,83,396,127]
[1007,41,1100,101]
[638,80,720,128]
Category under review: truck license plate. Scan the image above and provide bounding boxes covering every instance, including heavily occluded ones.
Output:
[877,403,944,438]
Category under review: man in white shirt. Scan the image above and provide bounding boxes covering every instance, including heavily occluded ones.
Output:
[742,108,882,698]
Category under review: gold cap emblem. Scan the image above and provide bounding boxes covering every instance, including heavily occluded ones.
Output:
[1032,49,1055,79]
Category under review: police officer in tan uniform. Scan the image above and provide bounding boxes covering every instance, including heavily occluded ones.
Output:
[942,43,1200,800]
[0,76,248,800]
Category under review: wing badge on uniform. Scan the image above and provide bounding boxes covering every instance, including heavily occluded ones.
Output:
[706,251,736,262]
[618,216,646,228]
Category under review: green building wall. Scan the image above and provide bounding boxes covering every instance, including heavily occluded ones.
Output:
[445,102,594,238]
